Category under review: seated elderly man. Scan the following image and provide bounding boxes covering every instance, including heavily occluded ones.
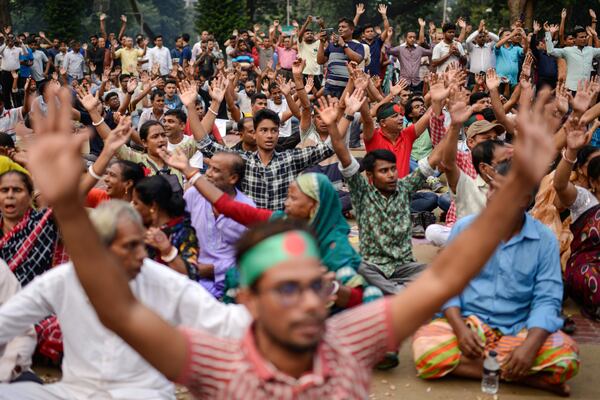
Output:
[412,164,580,396]
[0,201,251,400]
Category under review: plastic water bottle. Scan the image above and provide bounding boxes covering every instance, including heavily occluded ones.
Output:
[481,350,500,394]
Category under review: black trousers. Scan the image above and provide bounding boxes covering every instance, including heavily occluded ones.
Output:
[0,70,14,108]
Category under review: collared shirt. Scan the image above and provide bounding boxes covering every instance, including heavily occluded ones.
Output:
[323,41,365,89]
[138,107,167,129]
[451,171,488,220]
[432,40,465,72]
[341,157,425,277]
[443,214,564,335]
[530,35,557,79]
[365,125,417,178]
[388,44,432,86]
[184,188,254,298]
[0,45,24,71]
[148,46,172,76]
[275,46,297,69]
[63,50,84,79]
[363,36,384,76]
[545,31,600,91]
[176,298,396,399]
[114,47,144,76]
[495,44,524,85]
[0,260,251,399]
[429,113,477,226]
[0,107,23,136]
[31,50,48,81]
[465,30,499,74]
[198,137,334,210]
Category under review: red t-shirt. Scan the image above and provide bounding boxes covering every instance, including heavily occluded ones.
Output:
[364,125,417,178]
[85,188,110,208]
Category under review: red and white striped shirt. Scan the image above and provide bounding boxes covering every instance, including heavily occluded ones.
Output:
[429,113,478,226]
[176,298,396,399]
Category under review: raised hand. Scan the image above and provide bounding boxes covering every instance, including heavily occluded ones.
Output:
[418,18,426,28]
[561,8,567,20]
[354,70,370,91]
[429,79,451,103]
[572,80,595,114]
[291,58,305,76]
[485,68,500,90]
[344,88,366,115]
[305,76,315,94]
[356,3,365,16]
[277,75,293,96]
[99,13,106,21]
[104,116,134,152]
[10,70,18,79]
[520,52,534,78]
[548,24,559,34]
[208,75,227,102]
[448,94,473,126]
[533,20,541,34]
[377,3,387,16]
[565,117,592,151]
[76,86,101,112]
[179,80,198,107]
[316,95,340,126]
[38,31,46,39]
[390,78,408,96]
[120,15,127,23]
[457,17,466,29]
[145,228,172,255]
[126,78,138,94]
[555,82,571,115]
[158,147,193,176]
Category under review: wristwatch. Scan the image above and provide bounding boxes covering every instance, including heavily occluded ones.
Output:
[343,113,354,121]
[342,43,349,49]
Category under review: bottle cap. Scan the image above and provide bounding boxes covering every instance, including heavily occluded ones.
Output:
[489,350,497,357]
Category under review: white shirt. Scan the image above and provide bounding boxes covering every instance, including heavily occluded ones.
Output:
[63,51,85,79]
[432,40,465,72]
[0,259,251,399]
[167,134,203,169]
[465,30,499,74]
[31,49,49,81]
[236,90,252,115]
[148,46,172,76]
[451,171,488,220]
[0,261,36,383]
[0,45,23,71]
[0,107,23,136]
[298,41,321,75]
[268,98,292,137]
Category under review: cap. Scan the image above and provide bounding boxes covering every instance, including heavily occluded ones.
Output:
[466,120,504,140]
[376,102,404,121]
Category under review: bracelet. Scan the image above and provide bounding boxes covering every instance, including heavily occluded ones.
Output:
[91,117,105,127]
[185,169,200,181]
[88,164,102,180]
[208,108,218,116]
[161,246,179,263]
[562,149,577,165]
[343,113,354,121]
[330,280,340,295]
[296,86,305,91]
[189,171,202,186]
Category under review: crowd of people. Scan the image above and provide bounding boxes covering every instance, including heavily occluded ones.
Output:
[0,4,599,398]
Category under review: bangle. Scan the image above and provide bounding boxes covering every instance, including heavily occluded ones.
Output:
[161,246,179,263]
[88,165,102,180]
[343,113,354,121]
[92,117,105,127]
[208,108,218,116]
[189,171,202,186]
[562,149,577,165]
[296,86,305,91]
[185,169,200,181]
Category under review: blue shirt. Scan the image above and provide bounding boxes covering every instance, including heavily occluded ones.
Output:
[494,44,523,85]
[171,48,183,65]
[442,213,564,335]
[182,45,192,64]
[364,37,383,76]
[324,41,365,89]
[19,48,34,78]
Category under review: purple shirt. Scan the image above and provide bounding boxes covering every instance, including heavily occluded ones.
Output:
[184,187,255,297]
[388,44,432,86]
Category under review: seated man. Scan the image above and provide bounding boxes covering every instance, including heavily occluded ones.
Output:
[412,166,579,396]
[184,151,255,298]
[0,201,250,400]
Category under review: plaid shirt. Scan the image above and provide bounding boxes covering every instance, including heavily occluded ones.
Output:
[198,137,334,210]
[429,113,477,226]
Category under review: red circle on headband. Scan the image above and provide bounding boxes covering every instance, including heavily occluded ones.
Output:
[283,232,307,256]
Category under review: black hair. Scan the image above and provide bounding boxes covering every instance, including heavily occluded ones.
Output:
[164,79,177,87]
[361,149,397,173]
[164,108,187,124]
[0,170,34,195]
[89,34,98,40]
[237,117,254,132]
[480,107,496,122]
[150,89,165,101]
[268,81,280,91]
[338,17,355,29]
[139,120,164,141]
[113,160,145,186]
[588,156,600,181]
[405,97,425,120]
[0,132,15,148]
[119,74,131,83]
[154,35,163,41]
[469,91,489,105]
[182,33,190,42]
[573,26,586,36]
[104,92,119,102]
[362,24,374,33]
[574,145,599,172]
[253,109,280,130]
[471,139,505,175]
[251,92,268,104]
[134,175,186,218]
[442,23,457,33]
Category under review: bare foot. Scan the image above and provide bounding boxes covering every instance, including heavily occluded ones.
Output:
[519,376,571,397]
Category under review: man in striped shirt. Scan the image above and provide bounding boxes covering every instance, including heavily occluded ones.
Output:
[28,85,557,399]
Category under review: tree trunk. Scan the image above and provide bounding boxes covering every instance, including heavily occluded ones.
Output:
[0,0,12,29]
[507,0,528,25]
[127,0,156,39]
[523,0,535,29]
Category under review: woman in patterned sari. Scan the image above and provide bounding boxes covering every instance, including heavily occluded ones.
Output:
[553,122,600,319]
[131,175,200,280]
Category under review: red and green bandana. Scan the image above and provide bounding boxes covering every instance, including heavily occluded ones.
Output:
[239,230,320,287]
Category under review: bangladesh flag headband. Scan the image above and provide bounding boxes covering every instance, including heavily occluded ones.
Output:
[239,230,320,287]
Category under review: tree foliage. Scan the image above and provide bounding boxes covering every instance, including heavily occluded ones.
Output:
[44,0,85,40]
[195,0,249,44]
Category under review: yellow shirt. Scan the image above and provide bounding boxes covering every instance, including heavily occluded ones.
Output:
[114,48,144,75]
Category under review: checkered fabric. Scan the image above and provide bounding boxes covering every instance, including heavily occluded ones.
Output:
[35,315,63,362]
[198,137,334,210]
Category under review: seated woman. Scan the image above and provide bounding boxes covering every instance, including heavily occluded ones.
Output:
[131,175,200,280]
[554,121,600,320]
[161,148,384,308]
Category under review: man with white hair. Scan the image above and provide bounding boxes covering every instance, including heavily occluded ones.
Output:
[0,201,251,400]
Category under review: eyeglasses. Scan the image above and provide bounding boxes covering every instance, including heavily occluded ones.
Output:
[261,278,333,308]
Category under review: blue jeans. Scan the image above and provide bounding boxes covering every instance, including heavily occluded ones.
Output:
[409,158,440,177]
[410,191,438,213]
